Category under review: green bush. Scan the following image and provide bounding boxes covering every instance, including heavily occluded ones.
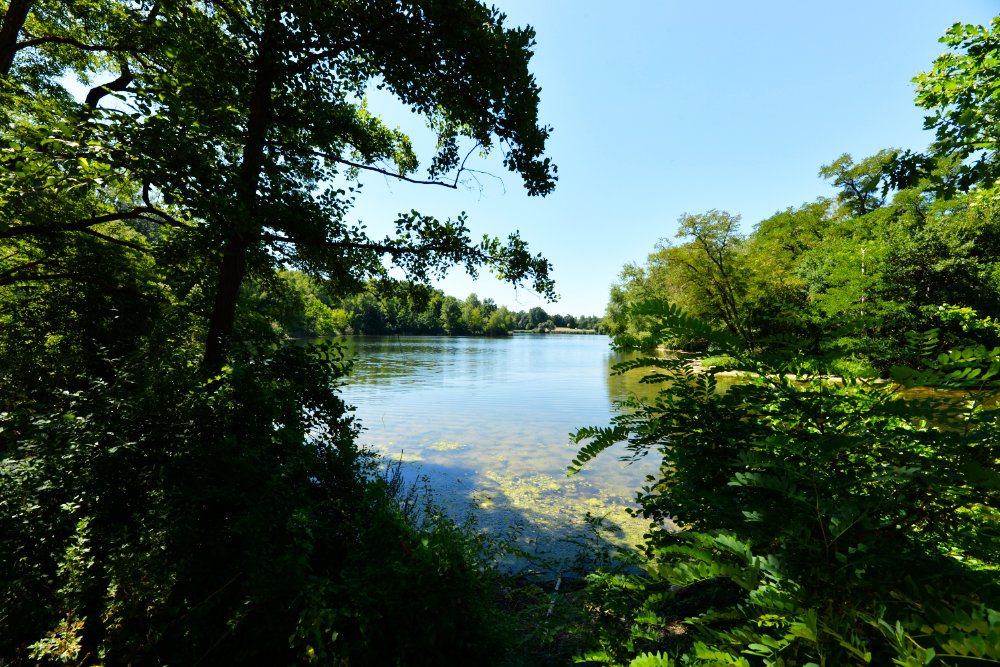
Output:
[1,341,514,665]
[571,301,1000,666]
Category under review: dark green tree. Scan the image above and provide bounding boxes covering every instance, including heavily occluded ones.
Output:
[0,0,558,662]
[1,0,557,372]
[528,305,549,327]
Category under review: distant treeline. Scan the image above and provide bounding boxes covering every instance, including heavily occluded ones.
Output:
[245,271,603,337]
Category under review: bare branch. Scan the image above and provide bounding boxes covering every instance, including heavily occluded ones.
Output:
[454,143,480,188]
[337,155,458,188]
[273,144,458,189]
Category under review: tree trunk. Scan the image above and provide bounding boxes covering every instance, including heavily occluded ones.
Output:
[0,0,33,74]
[202,18,279,372]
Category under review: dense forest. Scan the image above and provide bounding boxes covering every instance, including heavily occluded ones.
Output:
[2,1,1000,666]
[256,271,604,337]
[605,153,1000,375]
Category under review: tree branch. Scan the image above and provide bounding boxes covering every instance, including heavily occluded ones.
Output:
[0,254,53,281]
[80,228,148,252]
[275,144,458,189]
[261,231,485,260]
[0,207,177,240]
[86,57,133,108]
[0,270,168,302]
[142,182,192,228]
[16,34,132,53]
[0,0,32,75]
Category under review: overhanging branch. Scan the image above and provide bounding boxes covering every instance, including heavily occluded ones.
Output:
[16,34,132,53]
[261,231,481,259]
[0,206,184,240]
[276,144,458,189]
[0,270,169,302]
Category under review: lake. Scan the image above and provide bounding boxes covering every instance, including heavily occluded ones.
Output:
[333,333,662,570]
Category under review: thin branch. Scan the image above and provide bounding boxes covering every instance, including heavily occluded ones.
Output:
[142,182,192,228]
[0,254,53,280]
[276,145,457,189]
[338,155,457,188]
[454,143,480,187]
[261,231,486,259]
[16,34,133,53]
[0,207,180,240]
[80,228,149,252]
[0,271,168,302]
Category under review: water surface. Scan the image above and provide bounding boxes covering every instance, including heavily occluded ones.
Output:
[335,334,660,569]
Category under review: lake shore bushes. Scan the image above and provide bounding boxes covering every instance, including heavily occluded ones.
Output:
[566,303,1000,665]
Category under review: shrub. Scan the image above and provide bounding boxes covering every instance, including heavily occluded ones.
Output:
[1,341,515,665]
[571,301,1000,665]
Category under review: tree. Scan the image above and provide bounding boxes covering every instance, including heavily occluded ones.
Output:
[572,304,1000,665]
[440,295,464,334]
[914,16,1000,191]
[0,1,559,661]
[662,210,752,345]
[484,306,513,335]
[818,150,899,217]
[1,0,558,373]
[528,305,549,327]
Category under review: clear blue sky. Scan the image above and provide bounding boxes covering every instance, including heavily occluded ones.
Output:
[351,0,999,318]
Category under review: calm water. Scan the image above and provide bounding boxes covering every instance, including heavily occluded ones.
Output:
[333,333,662,568]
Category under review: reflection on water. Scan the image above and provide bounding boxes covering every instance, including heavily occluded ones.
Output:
[331,334,665,569]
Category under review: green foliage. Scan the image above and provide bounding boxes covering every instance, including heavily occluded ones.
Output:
[1,0,565,663]
[253,271,597,338]
[573,300,1000,665]
[607,173,1000,370]
[2,339,524,664]
[914,16,1000,192]
[607,13,1000,371]
[2,341,360,663]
